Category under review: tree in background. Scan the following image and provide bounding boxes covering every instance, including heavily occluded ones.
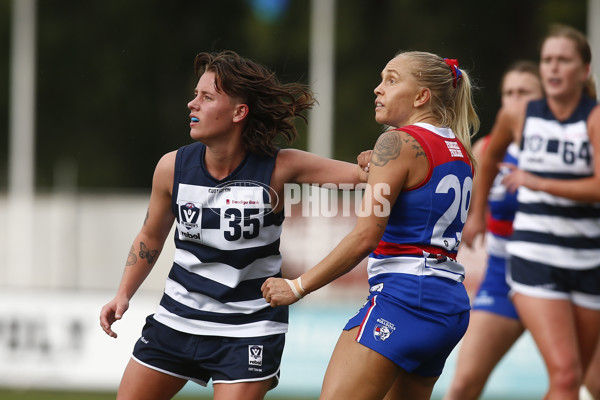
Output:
[0,0,587,191]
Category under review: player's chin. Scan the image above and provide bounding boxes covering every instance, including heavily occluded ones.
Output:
[189,130,204,141]
[374,114,390,127]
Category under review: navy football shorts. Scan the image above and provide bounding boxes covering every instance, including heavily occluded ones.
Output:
[344,292,469,377]
[472,254,519,319]
[508,255,600,310]
[131,315,284,388]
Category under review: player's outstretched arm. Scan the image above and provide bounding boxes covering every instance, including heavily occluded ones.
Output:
[99,152,176,338]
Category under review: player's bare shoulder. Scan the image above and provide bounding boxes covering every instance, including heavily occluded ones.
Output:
[272,148,299,183]
[153,150,177,194]
[156,150,177,169]
[498,103,526,135]
[587,103,600,138]
[371,129,426,168]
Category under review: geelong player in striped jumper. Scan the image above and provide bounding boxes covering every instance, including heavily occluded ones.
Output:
[263,51,479,400]
[465,25,600,400]
[444,61,543,400]
[100,50,366,400]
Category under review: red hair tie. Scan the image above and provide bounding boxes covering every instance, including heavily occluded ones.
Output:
[444,58,462,88]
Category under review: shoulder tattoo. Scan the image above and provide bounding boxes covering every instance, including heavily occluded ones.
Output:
[408,135,427,159]
[371,131,427,166]
[371,131,402,167]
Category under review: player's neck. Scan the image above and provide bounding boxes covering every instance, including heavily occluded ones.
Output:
[204,143,246,181]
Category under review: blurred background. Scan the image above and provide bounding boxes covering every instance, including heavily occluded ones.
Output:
[0,0,597,398]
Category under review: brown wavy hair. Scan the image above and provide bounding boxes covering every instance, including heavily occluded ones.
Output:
[194,50,316,156]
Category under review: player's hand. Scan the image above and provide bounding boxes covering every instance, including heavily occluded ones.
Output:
[261,277,300,307]
[501,163,540,193]
[462,212,486,248]
[99,296,130,338]
[357,150,372,182]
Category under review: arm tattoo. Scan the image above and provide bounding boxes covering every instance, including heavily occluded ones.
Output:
[126,245,137,266]
[371,131,402,167]
[139,241,159,264]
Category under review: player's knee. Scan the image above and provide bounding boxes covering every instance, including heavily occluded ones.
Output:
[550,363,582,393]
[445,378,483,400]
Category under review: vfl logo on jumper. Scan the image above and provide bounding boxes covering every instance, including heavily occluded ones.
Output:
[445,141,463,158]
[180,202,200,230]
[526,134,544,152]
[248,345,263,366]
[373,318,396,342]
[178,201,202,241]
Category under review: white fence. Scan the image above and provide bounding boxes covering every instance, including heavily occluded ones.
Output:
[0,191,365,293]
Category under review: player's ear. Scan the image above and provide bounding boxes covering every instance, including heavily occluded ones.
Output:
[414,88,430,108]
[233,104,249,123]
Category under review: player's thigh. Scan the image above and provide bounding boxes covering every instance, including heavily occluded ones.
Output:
[117,358,187,400]
[384,368,438,400]
[448,310,523,398]
[320,328,399,400]
[213,379,273,400]
[455,310,523,376]
[574,305,600,369]
[512,294,579,372]
[584,337,600,398]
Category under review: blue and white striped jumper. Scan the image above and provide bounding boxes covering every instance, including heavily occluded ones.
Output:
[153,142,287,337]
[507,96,600,301]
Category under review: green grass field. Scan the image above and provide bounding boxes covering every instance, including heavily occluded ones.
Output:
[0,391,196,400]
[0,390,316,400]
[0,390,539,400]
[0,391,118,400]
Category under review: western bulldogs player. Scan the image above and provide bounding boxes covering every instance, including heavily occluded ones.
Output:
[263,51,479,400]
